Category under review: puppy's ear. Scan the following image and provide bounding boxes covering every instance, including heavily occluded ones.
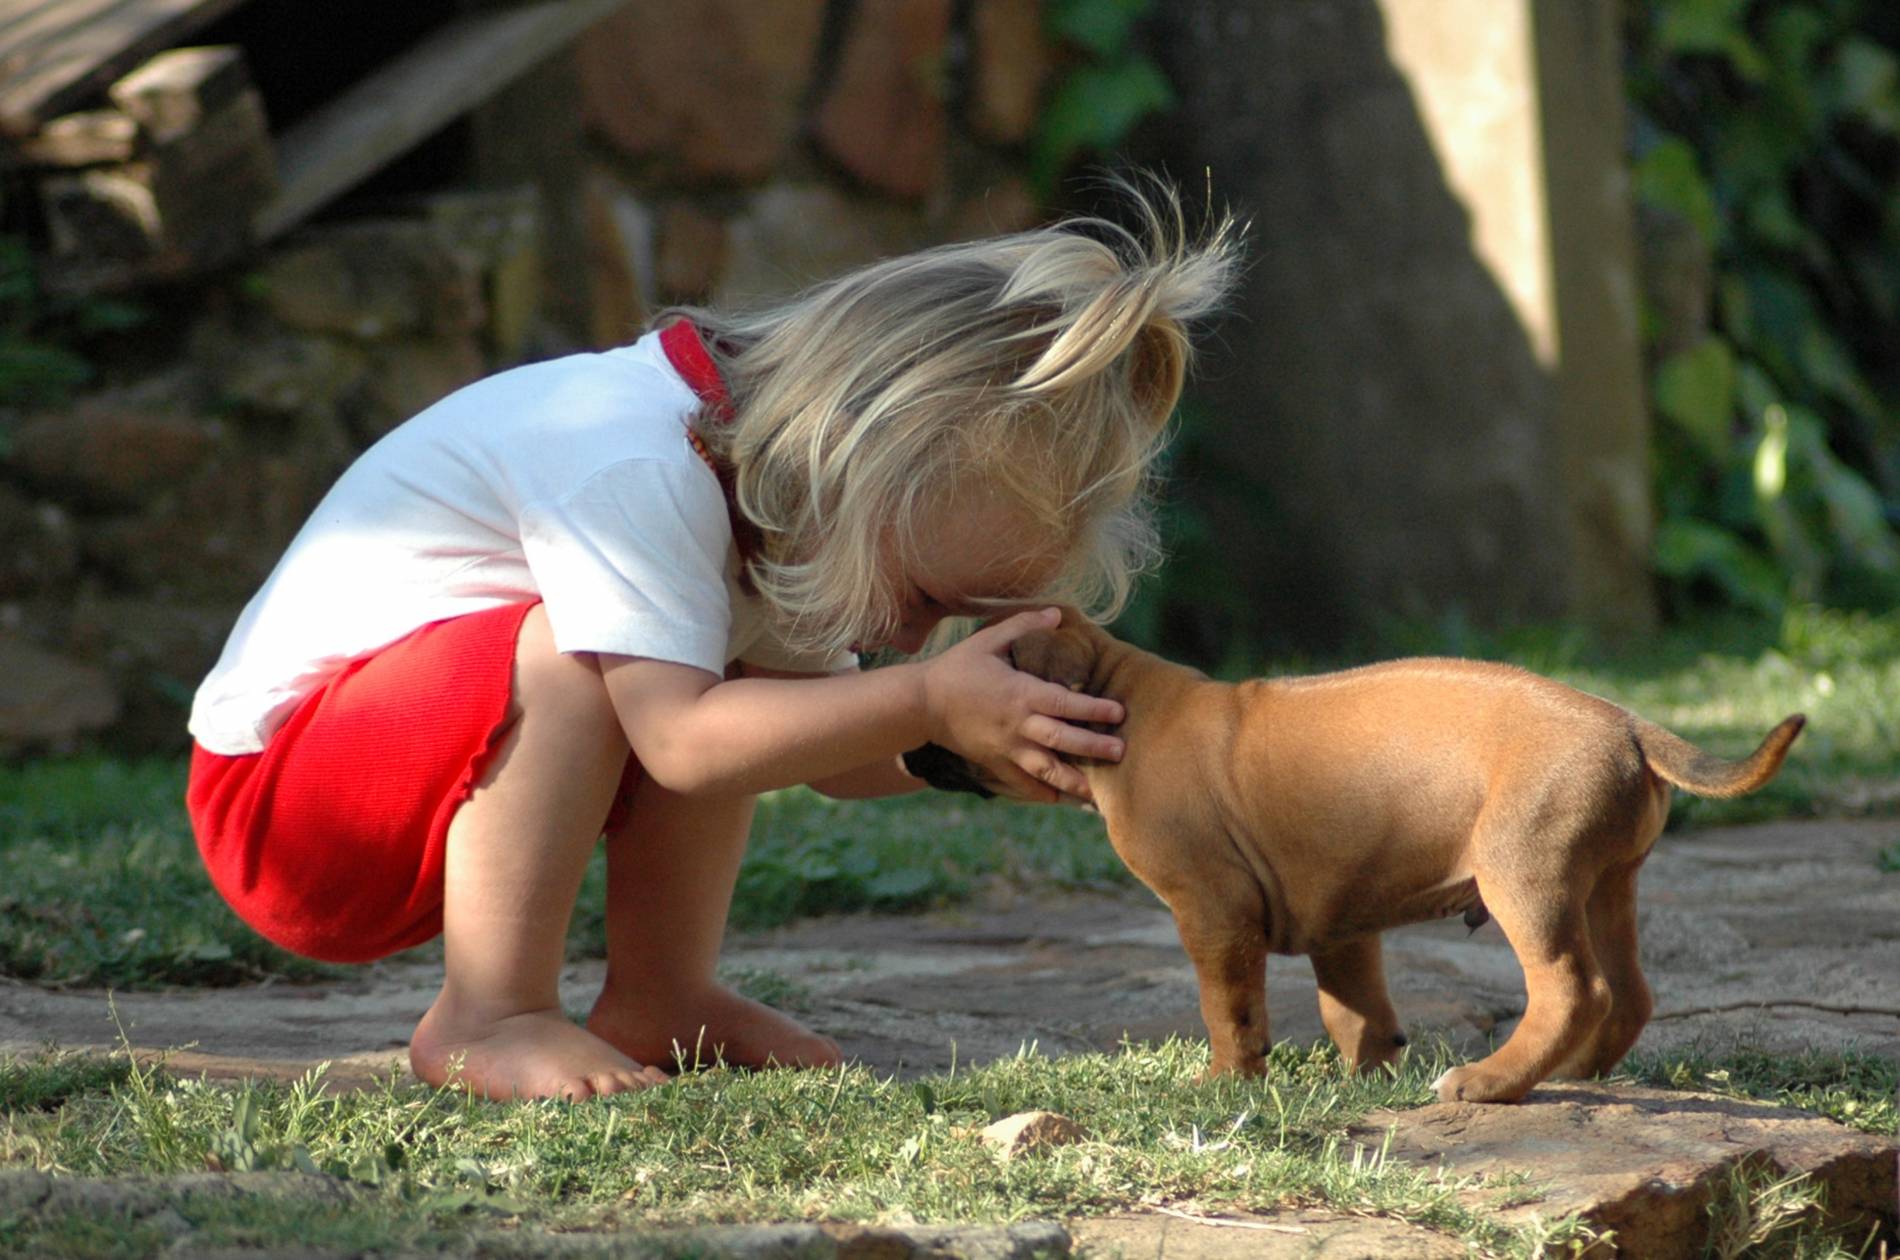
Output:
[1009,627,1096,692]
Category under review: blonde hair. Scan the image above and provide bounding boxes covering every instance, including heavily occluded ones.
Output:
[665,178,1241,655]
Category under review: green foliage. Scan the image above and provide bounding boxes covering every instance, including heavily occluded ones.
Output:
[1032,0,1175,194]
[1628,0,1900,616]
[0,235,144,412]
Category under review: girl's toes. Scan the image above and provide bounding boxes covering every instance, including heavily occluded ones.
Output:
[592,1071,640,1098]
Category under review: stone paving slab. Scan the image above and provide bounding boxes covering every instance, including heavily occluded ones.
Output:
[1352,1080,1898,1260]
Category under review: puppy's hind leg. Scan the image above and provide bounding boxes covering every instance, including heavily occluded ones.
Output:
[1433,871,1611,1104]
[1559,860,1651,1079]
[1309,935,1407,1074]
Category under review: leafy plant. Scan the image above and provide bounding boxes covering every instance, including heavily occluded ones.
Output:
[1628,0,1900,616]
[1031,0,1175,194]
[0,234,143,411]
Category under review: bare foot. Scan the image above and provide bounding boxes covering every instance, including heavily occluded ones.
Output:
[586,982,843,1074]
[412,993,669,1101]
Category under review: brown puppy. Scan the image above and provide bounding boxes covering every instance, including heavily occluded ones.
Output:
[906,612,1804,1103]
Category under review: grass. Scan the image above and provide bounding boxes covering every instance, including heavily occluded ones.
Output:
[2,1039,1893,1259]
[0,1038,1564,1259]
[0,759,1117,991]
[1624,1044,1899,1137]
[1,604,1896,990]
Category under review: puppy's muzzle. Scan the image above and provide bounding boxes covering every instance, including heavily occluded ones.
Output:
[901,742,999,799]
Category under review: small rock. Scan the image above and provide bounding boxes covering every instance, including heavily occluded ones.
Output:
[719,183,930,305]
[979,1110,1086,1158]
[583,174,653,346]
[255,221,485,340]
[656,201,730,304]
[969,0,1050,146]
[578,0,826,182]
[196,320,370,423]
[813,0,952,199]
[948,176,1043,240]
[0,487,79,599]
[8,403,220,511]
[0,633,119,753]
[358,334,487,441]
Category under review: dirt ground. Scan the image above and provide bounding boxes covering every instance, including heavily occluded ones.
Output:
[3,817,1898,1089]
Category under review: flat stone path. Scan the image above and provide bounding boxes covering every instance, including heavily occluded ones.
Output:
[5,817,1896,1081]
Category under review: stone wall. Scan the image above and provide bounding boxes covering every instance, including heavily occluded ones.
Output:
[0,0,1049,754]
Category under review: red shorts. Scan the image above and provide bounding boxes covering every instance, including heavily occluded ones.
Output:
[187,601,632,964]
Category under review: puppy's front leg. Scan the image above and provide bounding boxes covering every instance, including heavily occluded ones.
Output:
[1167,889,1271,1078]
[1309,936,1407,1073]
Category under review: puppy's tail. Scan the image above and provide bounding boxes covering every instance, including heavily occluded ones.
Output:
[1634,714,1806,798]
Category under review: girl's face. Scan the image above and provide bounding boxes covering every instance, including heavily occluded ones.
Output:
[863,494,1062,656]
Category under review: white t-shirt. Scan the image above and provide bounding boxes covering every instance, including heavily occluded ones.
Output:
[189,327,848,755]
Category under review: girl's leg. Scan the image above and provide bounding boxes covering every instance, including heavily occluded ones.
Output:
[585,772,843,1071]
[410,605,667,1100]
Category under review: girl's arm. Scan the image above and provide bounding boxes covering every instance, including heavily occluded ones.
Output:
[733,662,923,800]
[806,756,924,800]
[598,609,1122,801]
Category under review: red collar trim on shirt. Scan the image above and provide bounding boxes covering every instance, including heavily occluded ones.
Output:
[659,320,760,589]
[659,319,733,418]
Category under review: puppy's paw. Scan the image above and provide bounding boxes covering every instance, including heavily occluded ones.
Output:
[1432,1064,1529,1104]
[1198,1055,1268,1082]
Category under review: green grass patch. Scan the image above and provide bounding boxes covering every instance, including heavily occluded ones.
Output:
[0,758,1118,991]
[1624,1045,1898,1138]
[5,1040,1894,1258]
[0,1186,465,1260]
[0,1038,1593,1258]
[0,1048,131,1113]
[0,759,336,990]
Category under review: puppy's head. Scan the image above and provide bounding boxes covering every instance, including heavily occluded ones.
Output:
[902,610,1111,800]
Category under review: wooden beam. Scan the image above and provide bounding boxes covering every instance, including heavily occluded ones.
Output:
[0,0,253,138]
[13,109,142,167]
[254,0,630,243]
[108,43,251,143]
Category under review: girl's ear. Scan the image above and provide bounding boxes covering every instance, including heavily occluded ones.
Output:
[1129,323,1185,432]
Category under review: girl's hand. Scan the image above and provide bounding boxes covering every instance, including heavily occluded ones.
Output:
[919,608,1125,802]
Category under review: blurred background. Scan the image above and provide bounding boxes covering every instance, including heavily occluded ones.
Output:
[0,0,1896,757]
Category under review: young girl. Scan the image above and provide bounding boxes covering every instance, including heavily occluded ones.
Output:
[186,182,1239,1102]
